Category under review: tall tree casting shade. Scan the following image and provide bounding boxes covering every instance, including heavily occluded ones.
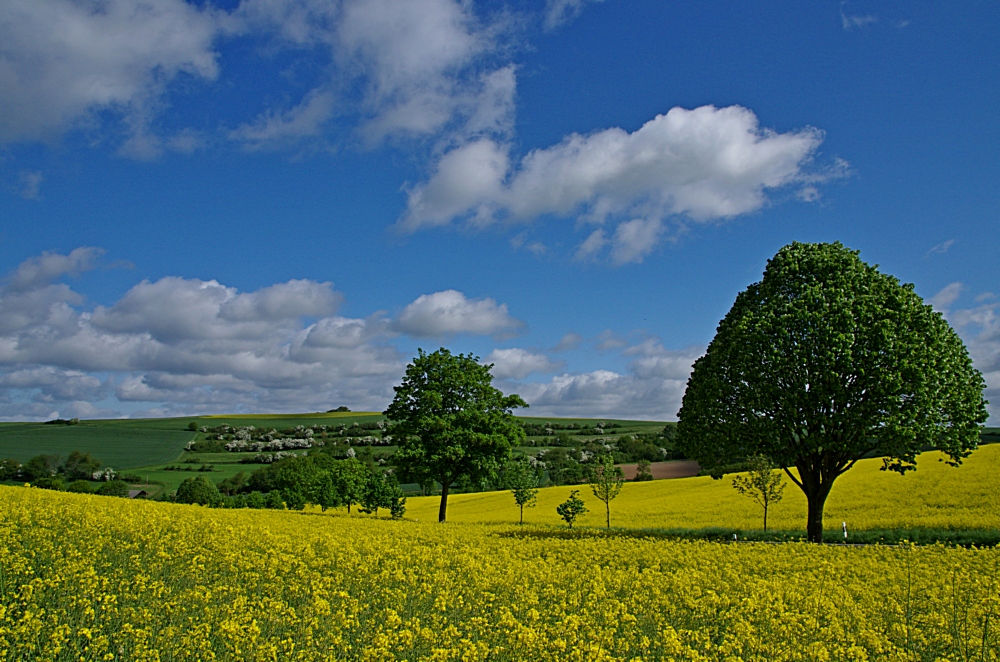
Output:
[385,348,527,523]
[677,242,987,543]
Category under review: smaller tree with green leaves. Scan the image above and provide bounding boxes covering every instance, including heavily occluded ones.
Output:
[588,454,625,529]
[66,480,93,494]
[264,490,285,509]
[0,458,20,480]
[246,491,267,509]
[504,457,539,524]
[732,454,786,531]
[313,472,339,512]
[176,475,222,506]
[23,454,60,482]
[361,471,393,516]
[556,490,588,529]
[62,451,101,481]
[385,347,527,523]
[218,471,248,496]
[634,460,653,482]
[388,477,407,520]
[96,479,130,498]
[331,458,370,513]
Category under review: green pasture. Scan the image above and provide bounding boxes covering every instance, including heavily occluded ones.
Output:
[0,419,195,469]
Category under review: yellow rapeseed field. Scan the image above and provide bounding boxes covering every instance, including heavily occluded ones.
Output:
[1,482,998,661]
[406,445,1000,531]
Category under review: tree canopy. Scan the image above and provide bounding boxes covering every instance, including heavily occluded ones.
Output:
[385,348,527,522]
[588,454,624,529]
[677,241,987,542]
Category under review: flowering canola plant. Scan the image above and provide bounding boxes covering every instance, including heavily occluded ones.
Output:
[1,483,998,660]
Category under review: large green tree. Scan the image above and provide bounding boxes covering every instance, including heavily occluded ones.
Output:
[677,242,987,542]
[385,348,527,522]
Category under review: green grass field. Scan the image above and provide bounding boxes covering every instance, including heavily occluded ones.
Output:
[199,411,384,428]
[0,419,196,469]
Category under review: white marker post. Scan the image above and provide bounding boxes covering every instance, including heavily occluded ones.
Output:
[842,521,848,541]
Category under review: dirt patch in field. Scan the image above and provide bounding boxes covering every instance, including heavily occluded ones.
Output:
[617,460,702,481]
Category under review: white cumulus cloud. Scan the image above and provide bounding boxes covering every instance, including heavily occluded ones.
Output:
[0,0,221,150]
[401,105,833,261]
[0,248,404,419]
[231,0,517,150]
[485,348,562,380]
[393,289,524,339]
[507,338,702,421]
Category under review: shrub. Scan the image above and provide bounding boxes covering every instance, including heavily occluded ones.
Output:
[96,480,129,497]
[66,480,94,494]
[176,475,222,506]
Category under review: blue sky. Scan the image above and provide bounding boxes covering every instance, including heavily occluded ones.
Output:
[1,0,997,421]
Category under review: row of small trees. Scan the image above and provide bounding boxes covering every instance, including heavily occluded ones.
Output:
[0,451,110,485]
[545,454,784,531]
[175,456,406,518]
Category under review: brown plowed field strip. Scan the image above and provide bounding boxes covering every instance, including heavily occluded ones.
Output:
[617,460,701,480]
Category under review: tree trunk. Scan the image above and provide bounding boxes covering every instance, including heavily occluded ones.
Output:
[763,504,768,532]
[805,483,832,543]
[519,504,523,525]
[605,502,610,529]
[438,482,450,523]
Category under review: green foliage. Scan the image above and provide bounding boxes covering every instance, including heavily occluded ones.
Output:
[0,458,20,480]
[245,491,266,509]
[175,475,222,506]
[677,241,989,542]
[329,458,369,513]
[23,454,60,482]
[264,490,285,509]
[96,480,129,497]
[314,473,338,512]
[731,455,786,531]
[360,471,405,517]
[62,451,102,481]
[187,440,226,452]
[65,480,93,494]
[504,457,539,524]
[614,435,663,463]
[556,490,588,529]
[634,460,653,482]
[187,421,199,431]
[33,476,66,491]
[539,447,586,486]
[588,454,625,529]
[282,488,307,511]
[385,347,527,522]
[217,471,248,496]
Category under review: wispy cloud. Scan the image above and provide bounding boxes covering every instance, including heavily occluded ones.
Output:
[841,1,877,30]
[543,0,605,31]
[17,170,42,200]
[929,282,963,314]
[927,239,956,256]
